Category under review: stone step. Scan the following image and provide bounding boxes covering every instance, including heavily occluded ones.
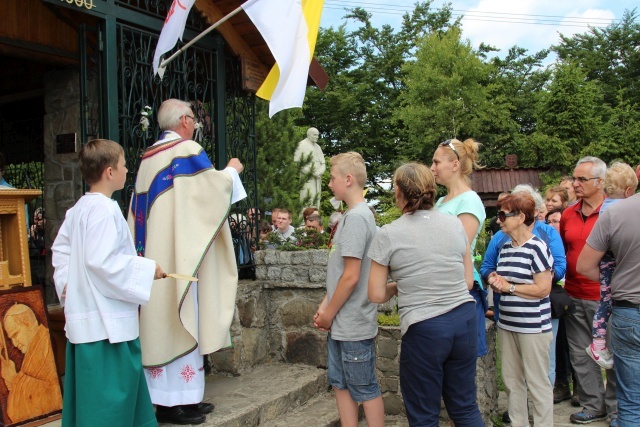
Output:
[261,392,340,427]
[174,363,328,427]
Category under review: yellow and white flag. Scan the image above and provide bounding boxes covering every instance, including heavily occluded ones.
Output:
[153,0,196,77]
[242,0,324,117]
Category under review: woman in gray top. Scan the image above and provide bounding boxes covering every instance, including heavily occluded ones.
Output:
[368,163,483,427]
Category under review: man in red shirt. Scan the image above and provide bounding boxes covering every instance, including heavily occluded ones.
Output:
[560,157,617,425]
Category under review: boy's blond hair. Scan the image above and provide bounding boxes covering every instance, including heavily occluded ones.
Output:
[79,139,124,185]
[604,161,638,197]
[330,152,367,187]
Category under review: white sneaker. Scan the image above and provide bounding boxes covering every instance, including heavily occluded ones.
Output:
[586,344,614,369]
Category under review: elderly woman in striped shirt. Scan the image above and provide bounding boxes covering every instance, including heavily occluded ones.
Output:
[488,192,554,427]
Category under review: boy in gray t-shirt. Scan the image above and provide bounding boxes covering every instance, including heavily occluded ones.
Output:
[313,152,384,426]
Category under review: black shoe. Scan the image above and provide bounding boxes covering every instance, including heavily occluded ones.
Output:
[155,405,206,425]
[502,410,511,424]
[183,402,215,415]
[554,381,572,404]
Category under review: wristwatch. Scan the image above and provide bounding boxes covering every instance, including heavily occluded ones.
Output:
[509,284,516,295]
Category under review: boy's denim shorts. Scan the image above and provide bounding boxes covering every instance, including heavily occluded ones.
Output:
[327,334,381,402]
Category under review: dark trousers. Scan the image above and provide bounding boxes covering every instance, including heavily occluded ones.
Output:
[400,302,484,427]
[555,316,572,384]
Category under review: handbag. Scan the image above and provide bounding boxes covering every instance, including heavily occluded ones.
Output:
[549,283,575,319]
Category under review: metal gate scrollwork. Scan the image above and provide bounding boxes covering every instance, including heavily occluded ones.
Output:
[225,58,257,279]
[113,1,258,277]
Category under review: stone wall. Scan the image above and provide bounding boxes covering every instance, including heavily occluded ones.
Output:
[211,249,499,423]
[43,68,83,303]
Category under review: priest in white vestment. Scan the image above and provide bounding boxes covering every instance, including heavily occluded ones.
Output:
[128,98,245,425]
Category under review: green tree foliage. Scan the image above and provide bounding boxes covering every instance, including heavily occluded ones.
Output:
[396,27,517,167]
[554,10,640,107]
[301,2,455,199]
[527,62,604,170]
[255,100,316,221]
[254,4,640,217]
[552,10,640,167]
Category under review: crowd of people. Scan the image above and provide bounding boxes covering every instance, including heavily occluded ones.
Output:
[48,97,640,427]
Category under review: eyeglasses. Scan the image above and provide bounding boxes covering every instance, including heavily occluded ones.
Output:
[184,114,195,122]
[569,176,600,183]
[497,211,519,222]
[440,140,459,160]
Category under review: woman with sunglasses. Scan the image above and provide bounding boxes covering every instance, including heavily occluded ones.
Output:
[368,163,483,427]
[430,138,489,357]
[488,193,554,427]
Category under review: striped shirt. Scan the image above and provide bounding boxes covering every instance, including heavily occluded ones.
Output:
[497,235,553,334]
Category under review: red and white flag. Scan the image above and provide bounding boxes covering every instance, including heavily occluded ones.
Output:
[153,0,196,77]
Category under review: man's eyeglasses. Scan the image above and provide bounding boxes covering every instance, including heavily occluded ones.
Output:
[184,114,196,122]
[569,176,600,183]
[440,140,459,160]
[497,211,518,222]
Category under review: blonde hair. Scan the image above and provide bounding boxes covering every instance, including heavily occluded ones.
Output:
[545,185,569,208]
[440,138,482,183]
[79,139,124,185]
[330,152,367,187]
[394,163,437,215]
[604,162,638,197]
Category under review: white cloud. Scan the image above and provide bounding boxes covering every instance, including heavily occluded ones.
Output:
[459,0,620,55]
[320,0,634,57]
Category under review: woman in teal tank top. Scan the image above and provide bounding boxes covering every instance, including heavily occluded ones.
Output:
[431,138,488,357]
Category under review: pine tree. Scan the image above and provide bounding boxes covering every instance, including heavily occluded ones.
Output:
[255,100,318,224]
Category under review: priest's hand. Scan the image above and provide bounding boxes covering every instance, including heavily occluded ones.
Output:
[227,158,244,174]
[154,263,165,280]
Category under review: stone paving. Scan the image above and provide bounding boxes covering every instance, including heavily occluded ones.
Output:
[43,388,613,426]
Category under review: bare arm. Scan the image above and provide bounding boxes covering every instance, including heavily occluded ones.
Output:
[488,269,552,299]
[458,213,480,252]
[368,261,398,303]
[315,257,361,330]
[463,244,474,290]
[577,244,606,282]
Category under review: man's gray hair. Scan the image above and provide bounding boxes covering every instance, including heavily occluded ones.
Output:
[511,184,544,211]
[158,99,192,131]
[576,156,607,179]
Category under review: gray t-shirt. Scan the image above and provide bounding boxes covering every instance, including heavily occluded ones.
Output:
[368,210,474,335]
[587,193,640,304]
[326,202,378,341]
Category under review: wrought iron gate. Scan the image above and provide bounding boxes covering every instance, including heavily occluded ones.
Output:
[73,0,258,276]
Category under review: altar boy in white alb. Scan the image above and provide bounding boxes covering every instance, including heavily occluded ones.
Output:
[52,139,165,427]
[129,99,245,425]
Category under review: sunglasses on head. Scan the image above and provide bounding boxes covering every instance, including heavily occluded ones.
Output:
[440,140,460,160]
[497,211,519,222]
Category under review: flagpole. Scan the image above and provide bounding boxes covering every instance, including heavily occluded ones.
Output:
[159,4,244,70]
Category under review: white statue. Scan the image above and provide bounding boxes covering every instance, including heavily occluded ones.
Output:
[294,127,325,205]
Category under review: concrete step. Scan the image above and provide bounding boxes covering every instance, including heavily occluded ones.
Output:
[176,363,328,427]
[262,393,340,427]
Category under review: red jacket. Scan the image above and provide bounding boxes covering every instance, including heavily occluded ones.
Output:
[560,199,603,300]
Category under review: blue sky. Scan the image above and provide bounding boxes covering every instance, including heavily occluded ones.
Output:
[319,0,638,58]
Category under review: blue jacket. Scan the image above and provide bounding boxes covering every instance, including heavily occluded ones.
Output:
[480,220,566,322]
